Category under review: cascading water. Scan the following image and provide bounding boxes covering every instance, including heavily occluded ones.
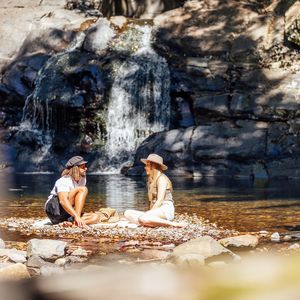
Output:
[22,31,87,130]
[105,25,171,170]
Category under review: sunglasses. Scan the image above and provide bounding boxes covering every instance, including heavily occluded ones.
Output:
[78,164,88,169]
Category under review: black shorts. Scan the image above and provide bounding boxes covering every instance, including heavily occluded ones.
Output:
[45,196,72,224]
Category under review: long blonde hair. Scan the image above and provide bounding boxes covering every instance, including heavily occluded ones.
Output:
[61,166,81,182]
[147,162,172,203]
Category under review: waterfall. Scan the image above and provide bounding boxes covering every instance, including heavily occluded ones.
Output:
[105,25,171,170]
[22,31,87,130]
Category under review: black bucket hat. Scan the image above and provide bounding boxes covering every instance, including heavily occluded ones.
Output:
[65,156,88,169]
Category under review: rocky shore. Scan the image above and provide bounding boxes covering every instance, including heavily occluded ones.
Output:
[0,213,300,281]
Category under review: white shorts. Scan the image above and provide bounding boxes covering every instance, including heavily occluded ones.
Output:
[155,201,175,221]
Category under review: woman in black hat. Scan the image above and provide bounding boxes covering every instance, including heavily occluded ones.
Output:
[44,156,99,227]
[124,154,186,228]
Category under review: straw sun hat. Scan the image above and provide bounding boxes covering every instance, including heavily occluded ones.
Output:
[140,153,168,171]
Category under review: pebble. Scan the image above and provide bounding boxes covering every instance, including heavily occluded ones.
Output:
[288,243,300,250]
[283,235,292,242]
[270,232,280,242]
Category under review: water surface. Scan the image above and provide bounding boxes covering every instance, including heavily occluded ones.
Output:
[1,173,300,233]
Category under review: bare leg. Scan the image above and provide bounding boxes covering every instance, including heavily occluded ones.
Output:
[69,186,88,217]
[124,209,144,224]
[139,209,187,228]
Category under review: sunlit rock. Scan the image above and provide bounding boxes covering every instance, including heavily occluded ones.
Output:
[170,236,236,264]
[0,263,30,281]
[219,235,259,250]
[27,239,68,261]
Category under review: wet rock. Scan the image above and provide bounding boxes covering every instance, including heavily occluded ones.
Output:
[170,236,236,264]
[219,235,259,250]
[0,249,27,263]
[0,263,30,280]
[270,232,280,242]
[27,239,68,261]
[40,264,64,276]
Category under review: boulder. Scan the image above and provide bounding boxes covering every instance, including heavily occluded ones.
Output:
[170,236,237,264]
[0,263,30,280]
[27,239,68,261]
[40,264,64,276]
[173,253,205,267]
[219,235,259,250]
[0,249,27,263]
[27,255,51,269]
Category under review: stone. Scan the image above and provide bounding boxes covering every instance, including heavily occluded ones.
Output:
[71,247,88,257]
[0,239,5,249]
[0,263,30,280]
[55,258,67,267]
[219,235,259,249]
[40,264,64,276]
[283,235,292,242]
[0,249,27,263]
[0,263,15,269]
[193,94,229,115]
[170,236,235,263]
[27,255,50,268]
[288,243,300,250]
[27,239,68,261]
[139,249,170,261]
[110,16,127,29]
[173,253,205,267]
[66,256,88,264]
[270,232,280,242]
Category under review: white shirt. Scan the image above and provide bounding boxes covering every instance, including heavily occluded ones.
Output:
[45,175,86,207]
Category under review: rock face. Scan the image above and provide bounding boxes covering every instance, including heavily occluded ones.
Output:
[27,239,68,261]
[129,0,300,178]
[1,0,300,177]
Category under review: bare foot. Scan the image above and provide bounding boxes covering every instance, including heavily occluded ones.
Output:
[59,221,73,227]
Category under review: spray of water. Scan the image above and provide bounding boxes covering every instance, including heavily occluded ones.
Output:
[105,25,170,171]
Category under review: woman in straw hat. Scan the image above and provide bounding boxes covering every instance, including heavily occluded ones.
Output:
[124,153,186,227]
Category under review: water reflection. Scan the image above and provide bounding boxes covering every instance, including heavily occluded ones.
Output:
[2,173,300,233]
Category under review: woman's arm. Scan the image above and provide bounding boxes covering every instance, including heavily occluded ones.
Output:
[151,176,168,210]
